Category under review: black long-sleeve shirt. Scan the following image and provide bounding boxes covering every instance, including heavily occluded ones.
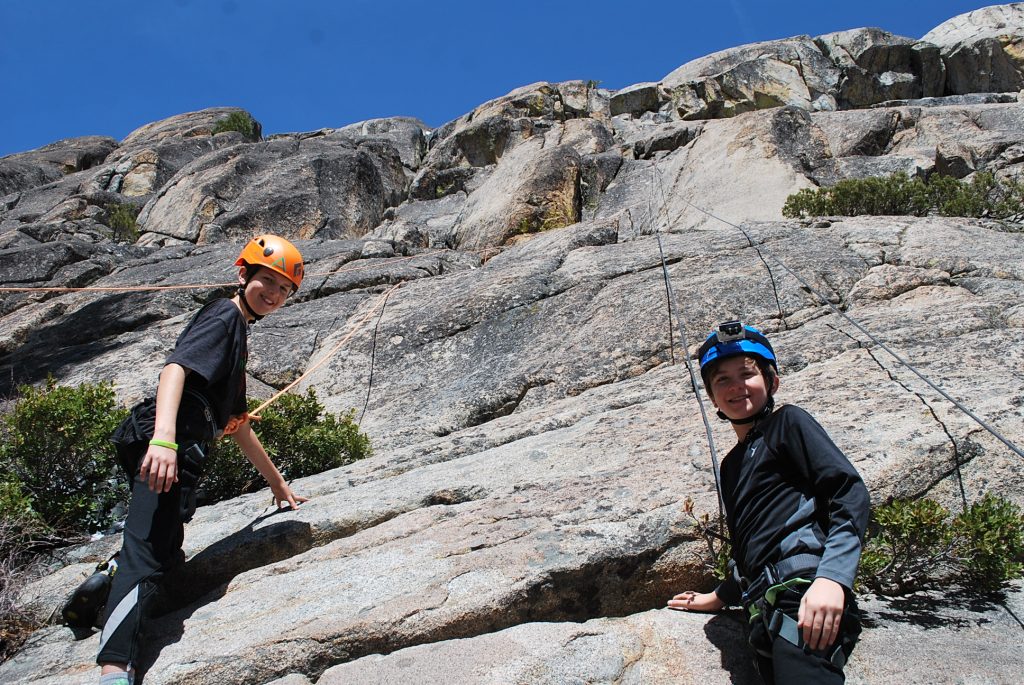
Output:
[714,404,870,606]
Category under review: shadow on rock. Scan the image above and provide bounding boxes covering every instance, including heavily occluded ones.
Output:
[133,507,313,682]
[860,589,1014,631]
[703,610,760,684]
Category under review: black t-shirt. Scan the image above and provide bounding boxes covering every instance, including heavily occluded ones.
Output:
[165,298,248,435]
[714,404,870,605]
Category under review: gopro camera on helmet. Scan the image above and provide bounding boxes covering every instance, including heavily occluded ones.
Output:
[717,320,745,342]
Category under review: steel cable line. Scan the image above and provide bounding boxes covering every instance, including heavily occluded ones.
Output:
[677,196,1024,463]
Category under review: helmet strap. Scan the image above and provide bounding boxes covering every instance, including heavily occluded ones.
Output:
[236,276,264,323]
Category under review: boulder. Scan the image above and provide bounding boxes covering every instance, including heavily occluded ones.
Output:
[610,82,670,117]
[662,36,841,119]
[598,107,824,238]
[0,136,118,196]
[815,28,945,107]
[334,117,429,170]
[450,139,582,249]
[118,107,262,151]
[923,3,1024,94]
[316,589,1024,685]
[136,136,408,244]
[0,111,258,236]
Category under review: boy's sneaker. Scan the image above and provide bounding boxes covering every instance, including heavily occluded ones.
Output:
[62,556,118,633]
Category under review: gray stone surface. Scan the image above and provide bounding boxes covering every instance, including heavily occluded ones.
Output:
[816,28,944,107]
[923,3,1024,94]
[316,587,1024,685]
[136,136,407,244]
[2,6,1024,684]
[662,36,842,119]
[0,136,118,196]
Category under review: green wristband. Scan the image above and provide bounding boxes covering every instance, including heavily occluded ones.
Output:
[149,438,178,451]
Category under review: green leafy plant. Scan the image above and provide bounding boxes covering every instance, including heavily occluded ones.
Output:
[783,172,1024,224]
[104,202,140,243]
[859,495,1024,595]
[200,389,371,505]
[211,111,258,138]
[954,494,1024,590]
[0,379,128,536]
[683,497,731,581]
[0,478,47,663]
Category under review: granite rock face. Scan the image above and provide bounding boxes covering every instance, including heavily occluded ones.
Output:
[923,2,1024,94]
[2,5,1024,685]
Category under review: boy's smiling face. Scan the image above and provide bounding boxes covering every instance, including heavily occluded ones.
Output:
[708,354,778,422]
[240,266,293,317]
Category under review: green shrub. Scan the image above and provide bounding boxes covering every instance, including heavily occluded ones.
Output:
[859,495,1024,595]
[104,202,140,243]
[783,172,1024,223]
[200,389,371,505]
[0,477,48,662]
[0,379,128,536]
[954,494,1024,591]
[683,497,731,581]
[211,111,258,138]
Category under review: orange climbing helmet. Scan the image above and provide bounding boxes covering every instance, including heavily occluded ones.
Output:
[235,234,304,291]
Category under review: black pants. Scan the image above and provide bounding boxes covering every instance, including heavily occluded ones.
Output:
[96,442,204,666]
[748,587,861,685]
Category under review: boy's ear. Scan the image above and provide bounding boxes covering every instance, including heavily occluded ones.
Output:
[769,372,780,394]
[237,266,249,286]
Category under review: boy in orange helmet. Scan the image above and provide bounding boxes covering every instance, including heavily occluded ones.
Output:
[64,235,308,685]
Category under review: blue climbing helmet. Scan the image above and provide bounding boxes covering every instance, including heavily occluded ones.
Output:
[697,321,779,424]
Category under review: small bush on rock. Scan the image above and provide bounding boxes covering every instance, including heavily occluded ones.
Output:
[200,389,372,505]
[783,172,1024,223]
[212,111,258,138]
[859,494,1024,595]
[104,202,141,243]
[0,379,128,537]
[683,497,731,581]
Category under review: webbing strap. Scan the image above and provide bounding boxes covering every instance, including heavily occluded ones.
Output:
[765,576,813,607]
[771,609,802,647]
[771,609,848,668]
[747,577,813,622]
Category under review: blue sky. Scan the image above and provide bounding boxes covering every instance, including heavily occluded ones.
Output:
[0,1,995,157]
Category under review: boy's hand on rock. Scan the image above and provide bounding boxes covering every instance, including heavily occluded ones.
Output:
[799,577,846,651]
[667,590,725,612]
[271,482,309,511]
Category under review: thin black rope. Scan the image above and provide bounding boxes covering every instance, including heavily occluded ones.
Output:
[829,323,970,512]
[680,197,1024,462]
[648,175,677,364]
[646,161,726,521]
[655,233,726,521]
[358,285,396,426]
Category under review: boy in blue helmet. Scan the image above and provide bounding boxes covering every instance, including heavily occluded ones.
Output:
[668,321,870,684]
